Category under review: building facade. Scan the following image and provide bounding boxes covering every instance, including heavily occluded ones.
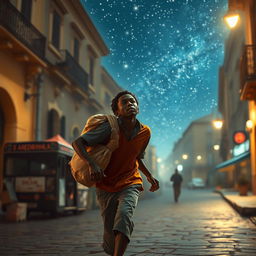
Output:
[0,0,159,208]
[222,0,256,193]
[217,18,250,189]
[0,0,120,194]
[170,114,222,187]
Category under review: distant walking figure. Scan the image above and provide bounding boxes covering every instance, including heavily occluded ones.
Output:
[170,168,183,202]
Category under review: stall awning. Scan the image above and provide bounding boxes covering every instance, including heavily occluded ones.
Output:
[215,151,250,171]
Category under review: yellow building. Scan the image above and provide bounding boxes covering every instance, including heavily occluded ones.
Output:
[0,0,125,197]
[0,0,47,191]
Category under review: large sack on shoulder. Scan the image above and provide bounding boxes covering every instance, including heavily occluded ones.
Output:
[69,114,119,187]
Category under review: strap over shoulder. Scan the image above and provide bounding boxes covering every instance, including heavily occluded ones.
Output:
[81,114,119,136]
[82,114,108,134]
[105,115,119,151]
[106,115,119,132]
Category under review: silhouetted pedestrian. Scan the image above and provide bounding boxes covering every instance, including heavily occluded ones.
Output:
[170,168,183,202]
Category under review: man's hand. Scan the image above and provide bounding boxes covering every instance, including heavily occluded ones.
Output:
[89,163,106,182]
[147,175,160,192]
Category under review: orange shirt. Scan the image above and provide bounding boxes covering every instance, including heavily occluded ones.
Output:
[96,124,151,192]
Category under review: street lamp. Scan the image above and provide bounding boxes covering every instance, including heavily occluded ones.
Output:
[213,144,220,151]
[196,155,202,160]
[223,0,244,29]
[224,11,240,29]
[182,154,188,160]
[212,119,223,130]
[246,119,253,133]
[177,164,183,172]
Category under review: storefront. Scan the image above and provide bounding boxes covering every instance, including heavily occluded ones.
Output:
[215,151,251,189]
[3,135,88,215]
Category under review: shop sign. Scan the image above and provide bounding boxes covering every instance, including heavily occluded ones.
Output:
[233,140,249,157]
[15,177,45,192]
[233,131,247,145]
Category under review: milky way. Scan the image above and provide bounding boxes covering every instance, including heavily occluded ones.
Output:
[81,0,228,159]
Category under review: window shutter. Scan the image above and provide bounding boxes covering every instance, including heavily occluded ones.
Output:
[0,107,4,144]
[74,38,80,62]
[47,109,54,138]
[89,57,94,85]
[21,0,32,21]
[60,116,66,139]
[52,10,61,49]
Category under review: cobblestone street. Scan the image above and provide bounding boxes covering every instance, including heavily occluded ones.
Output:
[0,188,256,256]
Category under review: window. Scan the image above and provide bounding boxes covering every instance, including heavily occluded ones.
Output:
[0,107,4,144]
[73,38,80,62]
[72,127,80,141]
[47,109,60,138]
[51,10,61,49]
[89,57,94,85]
[21,0,32,21]
[6,155,56,176]
[104,92,111,107]
[60,116,66,139]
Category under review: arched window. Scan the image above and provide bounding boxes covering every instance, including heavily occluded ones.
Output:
[47,109,60,138]
[72,127,80,141]
[0,107,4,144]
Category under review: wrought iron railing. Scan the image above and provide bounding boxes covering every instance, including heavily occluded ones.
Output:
[58,50,89,92]
[0,0,46,60]
[240,45,256,92]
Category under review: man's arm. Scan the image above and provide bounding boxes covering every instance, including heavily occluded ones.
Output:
[137,158,159,192]
[72,121,111,181]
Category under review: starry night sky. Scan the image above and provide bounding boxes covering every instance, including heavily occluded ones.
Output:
[81,0,229,159]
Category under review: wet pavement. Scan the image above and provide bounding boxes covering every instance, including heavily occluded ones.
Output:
[0,188,256,255]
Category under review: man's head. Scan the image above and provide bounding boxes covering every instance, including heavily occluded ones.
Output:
[111,91,139,117]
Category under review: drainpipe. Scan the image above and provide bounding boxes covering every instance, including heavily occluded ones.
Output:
[35,73,44,141]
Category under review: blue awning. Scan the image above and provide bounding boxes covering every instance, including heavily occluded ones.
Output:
[215,151,250,170]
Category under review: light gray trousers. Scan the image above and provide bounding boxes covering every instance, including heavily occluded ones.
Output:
[96,184,141,255]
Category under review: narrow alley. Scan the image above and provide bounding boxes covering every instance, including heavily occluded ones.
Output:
[0,188,255,255]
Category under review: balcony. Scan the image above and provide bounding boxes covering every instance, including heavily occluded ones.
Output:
[0,0,46,63]
[240,45,256,100]
[57,50,89,93]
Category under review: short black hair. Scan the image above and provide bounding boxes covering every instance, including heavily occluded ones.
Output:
[111,90,139,115]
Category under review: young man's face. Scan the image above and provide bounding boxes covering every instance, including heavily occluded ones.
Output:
[116,94,139,117]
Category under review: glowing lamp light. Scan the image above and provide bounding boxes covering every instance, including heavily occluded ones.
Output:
[224,12,240,29]
[212,119,223,130]
[213,144,220,151]
[177,164,183,172]
[157,157,162,163]
[196,155,202,160]
[246,120,253,132]
[182,154,188,160]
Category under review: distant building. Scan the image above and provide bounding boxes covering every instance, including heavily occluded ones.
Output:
[170,114,222,187]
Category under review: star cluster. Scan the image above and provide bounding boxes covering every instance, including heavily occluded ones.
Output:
[81,0,228,158]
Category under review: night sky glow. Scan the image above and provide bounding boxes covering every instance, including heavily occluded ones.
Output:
[81,0,229,159]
